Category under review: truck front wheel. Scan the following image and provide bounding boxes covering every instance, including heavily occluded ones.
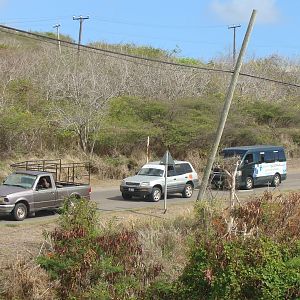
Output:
[12,202,28,221]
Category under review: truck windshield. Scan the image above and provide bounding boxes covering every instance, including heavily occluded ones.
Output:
[138,168,164,177]
[222,149,247,159]
[3,173,36,189]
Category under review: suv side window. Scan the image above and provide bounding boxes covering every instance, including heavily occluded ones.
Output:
[167,165,176,177]
[183,163,193,173]
[175,164,186,175]
[175,163,193,175]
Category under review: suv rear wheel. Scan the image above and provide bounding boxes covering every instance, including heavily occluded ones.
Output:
[182,183,193,198]
[149,187,162,202]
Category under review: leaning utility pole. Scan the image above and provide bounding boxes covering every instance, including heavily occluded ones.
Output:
[228,24,241,65]
[73,15,89,52]
[197,10,257,201]
[53,24,61,53]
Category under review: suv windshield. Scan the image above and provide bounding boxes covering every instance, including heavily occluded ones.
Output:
[3,173,36,189]
[138,168,164,177]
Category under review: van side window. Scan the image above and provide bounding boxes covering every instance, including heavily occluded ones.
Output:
[273,151,279,162]
[278,150,286,162]
[259,153,265,163]
[265,151,275,163]
[244,154,253,164]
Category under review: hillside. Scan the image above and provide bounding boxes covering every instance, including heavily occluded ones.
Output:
[0,26,299,179]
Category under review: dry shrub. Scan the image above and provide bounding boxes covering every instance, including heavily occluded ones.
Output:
[1,256,56,300]
[232,191,300,241]
[135,212,196,282]
[185,150,206,175]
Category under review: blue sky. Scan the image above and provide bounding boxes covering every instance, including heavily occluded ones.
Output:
[0,0,299,62]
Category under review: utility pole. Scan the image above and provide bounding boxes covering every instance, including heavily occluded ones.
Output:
[73,15,89,52]
[53,24,61,54]
[228,24,241,65]
[197,10,257,201]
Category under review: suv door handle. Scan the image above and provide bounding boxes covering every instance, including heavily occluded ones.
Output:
[173,178,177,180]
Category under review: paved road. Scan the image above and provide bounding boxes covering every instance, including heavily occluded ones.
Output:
[0,172,299,225]
[92,171,300,211]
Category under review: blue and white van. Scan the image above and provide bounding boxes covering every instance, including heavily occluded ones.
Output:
[212,145,287,189]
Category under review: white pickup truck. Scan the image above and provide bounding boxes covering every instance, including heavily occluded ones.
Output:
[0,160,91,221]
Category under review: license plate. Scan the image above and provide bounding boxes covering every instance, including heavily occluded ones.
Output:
[128,188,134,192]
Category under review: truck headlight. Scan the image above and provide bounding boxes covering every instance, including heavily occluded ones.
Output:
[0,197,8,204]
[140,182,150,187]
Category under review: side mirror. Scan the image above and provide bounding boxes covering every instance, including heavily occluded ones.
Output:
[244,159,249,165]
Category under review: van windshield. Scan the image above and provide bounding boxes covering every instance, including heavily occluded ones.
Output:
[138,168,164,177]
[222,149,247,159]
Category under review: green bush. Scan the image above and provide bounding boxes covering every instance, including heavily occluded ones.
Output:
[175,237,300,300]
[37,197,164,299]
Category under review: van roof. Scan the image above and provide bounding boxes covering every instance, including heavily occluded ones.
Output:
[223,145,284,152]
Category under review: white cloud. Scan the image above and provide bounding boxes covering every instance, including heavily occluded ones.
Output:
[211,0,280,24]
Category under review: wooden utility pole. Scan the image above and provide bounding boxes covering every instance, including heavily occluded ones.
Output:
[53,24,61,54]
[73,15,89,52]
[228,24,241,65]
[197,9,257,201]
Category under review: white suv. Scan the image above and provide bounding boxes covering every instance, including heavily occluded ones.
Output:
[120,160,199,201]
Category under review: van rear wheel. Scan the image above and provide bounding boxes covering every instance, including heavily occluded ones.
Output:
[272,174,281,187]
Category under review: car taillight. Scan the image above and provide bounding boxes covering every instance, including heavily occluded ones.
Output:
[88,186,92,194]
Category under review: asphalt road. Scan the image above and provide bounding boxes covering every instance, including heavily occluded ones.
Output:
[92,171,300,211]
[0,172,299,225]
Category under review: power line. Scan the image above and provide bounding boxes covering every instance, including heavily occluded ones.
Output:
[0,24,299,89]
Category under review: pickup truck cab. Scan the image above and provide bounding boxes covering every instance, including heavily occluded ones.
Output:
[0,170,91,221]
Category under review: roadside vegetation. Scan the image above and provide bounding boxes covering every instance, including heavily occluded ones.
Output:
[1,192,299,299]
